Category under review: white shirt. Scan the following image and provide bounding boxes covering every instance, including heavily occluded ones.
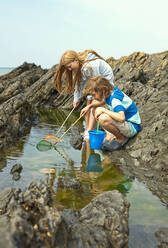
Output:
[74,53,114,102]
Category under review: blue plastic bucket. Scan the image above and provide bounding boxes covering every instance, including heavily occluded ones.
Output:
[88,130,106,149]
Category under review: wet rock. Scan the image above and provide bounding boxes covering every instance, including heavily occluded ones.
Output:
[155,228,168,248]
[59,190,129,248]
[0,215,12,248]
[0,50,168,208]
[144,172,154,179]
[0,181,129,248]
[104,51,168,206]
[0,62,47,104]
[58,176,81,189]
[10,163,23,174]
[70,126,83,150]
[10,164,23,181]
[12,172,21,181]
[0,188,13,211]
[0,63,57,150]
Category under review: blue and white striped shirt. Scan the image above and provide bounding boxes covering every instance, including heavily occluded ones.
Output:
[105,87,141,133]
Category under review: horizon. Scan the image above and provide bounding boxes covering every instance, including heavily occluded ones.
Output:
[1,49,168,70]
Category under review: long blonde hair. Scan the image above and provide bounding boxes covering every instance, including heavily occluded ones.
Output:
[53,50,105,93]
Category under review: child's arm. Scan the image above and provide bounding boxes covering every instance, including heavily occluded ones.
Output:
[80,100,105,116]
[96,108,125,123]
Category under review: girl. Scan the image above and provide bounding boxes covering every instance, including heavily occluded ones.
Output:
[80,75,141,151]
[53,49,114,139]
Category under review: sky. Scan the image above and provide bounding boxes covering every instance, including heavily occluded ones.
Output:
[0,0,168,69]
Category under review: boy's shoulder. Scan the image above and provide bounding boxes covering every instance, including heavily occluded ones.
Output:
[105,87,125,104]
[112,87,124,100]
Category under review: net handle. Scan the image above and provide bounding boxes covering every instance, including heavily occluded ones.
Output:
[55,106,75,136]
[58,115,83,141]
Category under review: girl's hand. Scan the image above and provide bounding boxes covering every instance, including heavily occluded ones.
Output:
[80,105,90,117]
[73,101,80,108]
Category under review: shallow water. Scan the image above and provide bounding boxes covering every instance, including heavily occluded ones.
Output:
[0,67,14,76]
[0,108,167,247]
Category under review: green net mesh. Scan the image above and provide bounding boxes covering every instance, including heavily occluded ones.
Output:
[36,139,53,152]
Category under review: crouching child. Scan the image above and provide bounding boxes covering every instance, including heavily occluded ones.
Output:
[80,75,141,151]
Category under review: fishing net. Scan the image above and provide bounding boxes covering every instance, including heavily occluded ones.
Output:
[45,134,60,144]
[36,134,60,152]
[36,139,53,152]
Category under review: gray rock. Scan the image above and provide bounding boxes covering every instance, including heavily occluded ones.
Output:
[0,51,168,246]
[70,126,83,150]
[0,188,13,211]
[0,181,129,248]
[58,176,81,189]
[10,164,23,174]
[12,172,21,181]
[155,228,168,248]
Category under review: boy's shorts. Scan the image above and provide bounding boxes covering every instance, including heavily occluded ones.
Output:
[111,119,137,137]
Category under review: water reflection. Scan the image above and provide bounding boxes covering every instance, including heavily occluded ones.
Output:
[51,137,134,210]
[80,139,133,196]
[0,108,167,248]
[81,139,103,192]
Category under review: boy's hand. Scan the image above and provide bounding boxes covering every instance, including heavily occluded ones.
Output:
[80,105,90,117]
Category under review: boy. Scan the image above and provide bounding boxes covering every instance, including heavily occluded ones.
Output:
[80,75,141,151]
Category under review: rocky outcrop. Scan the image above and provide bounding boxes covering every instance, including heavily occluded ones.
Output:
[69,126,84,150]
[0,92,32,150]
[155,228,168,248]
[58,175,81,189]
[0,62,47,104]
[0,181,129,248]
[106,51,168,206]
[0,63,72,150]
[10,163,23,181]
[0,51,167,206]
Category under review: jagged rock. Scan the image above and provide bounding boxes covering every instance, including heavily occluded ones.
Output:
[69,126,83,150]
[0,188,14,211]
[10,164,23,181]
[0,50,168,208]
[0,181,129,248]
[105,51,168,206]
[58,176,81,189]
[155,228,168,248]
[10,164,23,174]
[11,164,23,181]
[55,190,129,248]
[0,62,47,104]
[12,172,21,181]
[0,63,73,150]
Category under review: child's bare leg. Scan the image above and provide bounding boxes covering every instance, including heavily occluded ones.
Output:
[103,122,126,143]
[85,98,92,131]
[85,111,90,131]
[87,107,96,131]
[104,130,116,141]
[94,107,127,143]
